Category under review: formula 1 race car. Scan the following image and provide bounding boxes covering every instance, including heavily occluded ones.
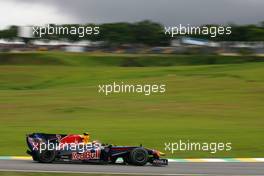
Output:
[26,133,168,166]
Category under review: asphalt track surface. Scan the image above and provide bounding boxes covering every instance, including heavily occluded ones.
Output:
[0,160,264,176]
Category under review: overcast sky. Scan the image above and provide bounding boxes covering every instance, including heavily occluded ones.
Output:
[0,0,264,29]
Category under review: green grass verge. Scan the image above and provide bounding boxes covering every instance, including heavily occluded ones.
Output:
[0,53,263,158]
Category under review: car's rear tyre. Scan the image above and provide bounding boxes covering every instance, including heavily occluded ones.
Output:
[38,150,56,163]
[129,148,148,166]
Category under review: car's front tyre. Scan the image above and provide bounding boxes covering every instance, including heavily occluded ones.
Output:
[129,148,149,166]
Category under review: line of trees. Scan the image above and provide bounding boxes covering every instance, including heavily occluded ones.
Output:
[0,20,264,46]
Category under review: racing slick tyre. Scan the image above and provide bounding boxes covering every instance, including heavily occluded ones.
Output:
[38,150,56,163]
[129,148,149,166]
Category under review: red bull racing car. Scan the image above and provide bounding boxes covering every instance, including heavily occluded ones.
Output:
[26,133,168,166]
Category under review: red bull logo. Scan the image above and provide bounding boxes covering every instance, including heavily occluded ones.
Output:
[72,150,100,160]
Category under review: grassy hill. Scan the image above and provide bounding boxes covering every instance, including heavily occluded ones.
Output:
[0,52,263,158]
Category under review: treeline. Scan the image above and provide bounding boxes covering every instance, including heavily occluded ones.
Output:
[0,21,170,46]
[0,20,264,46]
